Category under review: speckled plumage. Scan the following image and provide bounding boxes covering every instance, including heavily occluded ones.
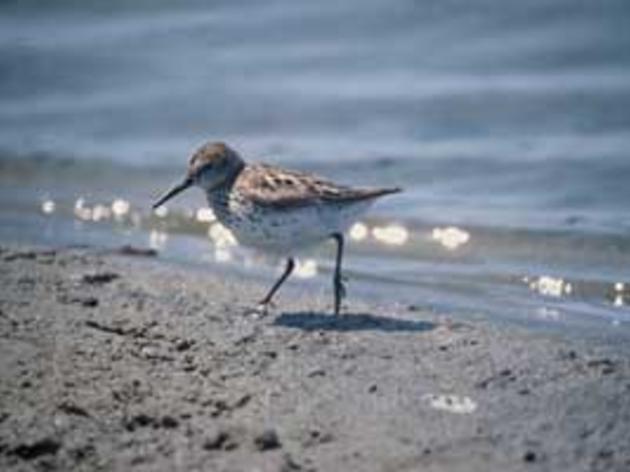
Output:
[205,162,398,252]
[153,141,401,314]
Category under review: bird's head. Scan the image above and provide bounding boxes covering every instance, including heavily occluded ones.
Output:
[152,141,244,209]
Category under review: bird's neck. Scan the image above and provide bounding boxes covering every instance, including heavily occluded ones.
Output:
[205,160,246,215]
[205,160,245,194]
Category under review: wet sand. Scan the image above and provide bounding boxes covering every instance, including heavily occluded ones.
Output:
[0,245,629,472]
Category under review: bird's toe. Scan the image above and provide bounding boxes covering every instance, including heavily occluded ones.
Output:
[245,300,275,319]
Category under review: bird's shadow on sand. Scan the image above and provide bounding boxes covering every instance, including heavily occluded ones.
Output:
[273,312,436,333]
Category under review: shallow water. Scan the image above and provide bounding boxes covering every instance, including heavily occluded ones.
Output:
[1,1,629,340]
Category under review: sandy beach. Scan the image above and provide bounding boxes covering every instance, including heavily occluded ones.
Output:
[0,244,629,472]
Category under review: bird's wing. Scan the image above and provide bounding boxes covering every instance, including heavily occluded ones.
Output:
[236,164,401,209]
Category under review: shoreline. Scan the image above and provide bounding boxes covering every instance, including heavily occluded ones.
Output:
[1,244,629,471]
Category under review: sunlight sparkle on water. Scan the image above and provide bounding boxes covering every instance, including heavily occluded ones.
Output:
[74,198,92,221]
[196,207,216,223]
[529,276,572,298]
[432,226,470,250]
[154,206,168,218]
[372,224,408,246]
[92,204,111,222]
[294,259,318,278]
[208,223,237,248]
[41,199,55,215]
[349,222,368,241]
[111,198,130,217]
[612,282,626,307]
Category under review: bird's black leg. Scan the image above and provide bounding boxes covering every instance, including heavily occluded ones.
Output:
[259,257,295,309]
[332,233,346,315]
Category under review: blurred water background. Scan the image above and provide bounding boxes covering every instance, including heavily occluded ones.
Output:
[1,0,629,340]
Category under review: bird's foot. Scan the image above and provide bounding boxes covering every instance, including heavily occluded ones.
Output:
[246,299,276,319]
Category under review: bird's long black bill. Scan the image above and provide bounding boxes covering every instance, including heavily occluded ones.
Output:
[152,178,193,209]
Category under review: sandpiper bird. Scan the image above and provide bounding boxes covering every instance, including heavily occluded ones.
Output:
[153,142,400,315]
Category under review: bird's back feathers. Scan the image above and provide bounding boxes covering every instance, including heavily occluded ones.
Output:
[234,163,401,209]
